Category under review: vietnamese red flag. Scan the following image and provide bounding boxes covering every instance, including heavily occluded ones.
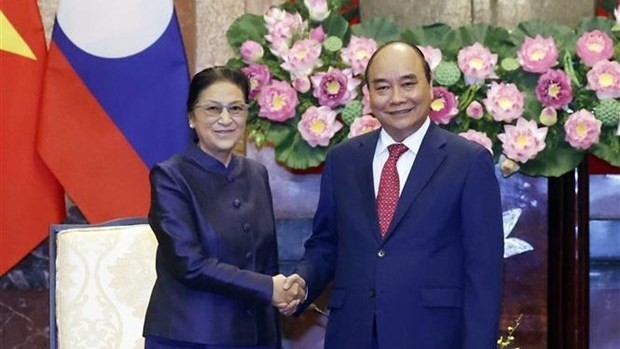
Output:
[0,0,65,275]
[38,0,191,223]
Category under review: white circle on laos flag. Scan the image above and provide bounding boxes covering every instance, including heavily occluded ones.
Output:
[57,0,173,58]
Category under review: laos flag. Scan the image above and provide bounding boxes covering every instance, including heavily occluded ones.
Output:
[38,0,191,223]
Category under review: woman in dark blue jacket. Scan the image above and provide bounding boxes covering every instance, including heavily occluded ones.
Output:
[143,66,301,349]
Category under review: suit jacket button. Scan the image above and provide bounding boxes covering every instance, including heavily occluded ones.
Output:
[369,289,376,298]
[377,249,385,258]
[233,199,241,208]
[243,223,251,232]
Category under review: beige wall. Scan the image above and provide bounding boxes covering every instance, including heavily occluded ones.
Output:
[360,0,595,29]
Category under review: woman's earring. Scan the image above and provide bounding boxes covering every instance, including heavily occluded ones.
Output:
[189,123,194,129]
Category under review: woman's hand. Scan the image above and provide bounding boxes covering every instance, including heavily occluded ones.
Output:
[271,274,306,315]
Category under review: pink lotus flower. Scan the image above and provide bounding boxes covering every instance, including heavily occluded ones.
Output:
[292,76,311,93]
[517,35,558,73]
[576,30,614,67]
[309,26,326,43]
[258,80,299,122]
[348,114,381,138]
[498,118,548,163]
[586,60,620,99]
[429,87,459,124]
[459,129,493,154]
[240,40,264,64]
[535,69,573,109]
[268,39,290,59]
[242,63,272,99]
[311,67,361,108]
[563,109,602,149]
[539,107,558,126]
[340,36,378,76]
[281,39,322,77]
[417,45,442,71]
[264,8,305,57]
[483,82,525,122]
[457,43,498,85]
[304,0,330,22]
[264,8,305,44]
[298,106,343,147]
[466,101,484,119]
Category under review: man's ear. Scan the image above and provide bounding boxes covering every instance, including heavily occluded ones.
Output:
[429,80,434,100]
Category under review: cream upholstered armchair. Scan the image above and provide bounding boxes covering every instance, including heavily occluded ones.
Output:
[49,218,157,349]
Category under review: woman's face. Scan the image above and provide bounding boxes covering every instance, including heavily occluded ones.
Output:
[189,80,247,165]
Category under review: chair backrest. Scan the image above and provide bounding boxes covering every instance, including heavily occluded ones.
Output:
[49,218,156,349]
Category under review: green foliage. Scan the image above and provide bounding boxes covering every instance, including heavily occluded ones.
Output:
[351,18,401,44]
[323,13,349,39]
[512,20,576,52]
[402,23,462,60]
[226,2,620,176]
[576,16,616,34]
[601,0,618,14]
[520,139,586,177]
[456,24,516,58]
[592,128,620,167]
[226,14,266,54]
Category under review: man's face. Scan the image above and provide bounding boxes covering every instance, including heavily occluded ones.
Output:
[367,43,433,142]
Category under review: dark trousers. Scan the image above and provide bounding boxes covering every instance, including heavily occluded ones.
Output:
[145,336,275,349]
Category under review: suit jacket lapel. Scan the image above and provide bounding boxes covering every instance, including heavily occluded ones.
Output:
[354,130,382,244]
[384,123,447,241]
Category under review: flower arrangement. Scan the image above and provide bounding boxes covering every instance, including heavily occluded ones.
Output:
[226,0,620,176]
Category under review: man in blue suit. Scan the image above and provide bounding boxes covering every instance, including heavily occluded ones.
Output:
[284,41,504,348]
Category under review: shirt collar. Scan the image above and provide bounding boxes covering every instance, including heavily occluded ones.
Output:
[376,117,431,156]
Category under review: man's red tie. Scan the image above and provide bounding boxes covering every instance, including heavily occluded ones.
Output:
[377,143,408,238]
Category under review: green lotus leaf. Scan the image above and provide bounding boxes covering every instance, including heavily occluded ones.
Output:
[274,133,330,169]
[226,14,266,54]
[521,89,542,121]
[265,122,295,146]
[351,17,401,44]
[512,19,576,53]
[591,128,620,167]
[225,57,245,71]
[519,138,585,177]
[401,23,453,45]
[456,23,516,58]
[575,16,616,34]
[403,24,460,59]
[323,13,350,40]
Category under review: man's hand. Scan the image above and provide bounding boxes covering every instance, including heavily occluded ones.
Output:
[271,274,306,316]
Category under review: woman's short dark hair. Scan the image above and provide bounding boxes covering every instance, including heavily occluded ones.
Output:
[186,66,250,113]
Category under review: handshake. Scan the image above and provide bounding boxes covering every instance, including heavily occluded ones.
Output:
[271,273,306,316]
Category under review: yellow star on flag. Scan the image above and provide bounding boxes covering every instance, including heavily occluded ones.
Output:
[0,10,36,60]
